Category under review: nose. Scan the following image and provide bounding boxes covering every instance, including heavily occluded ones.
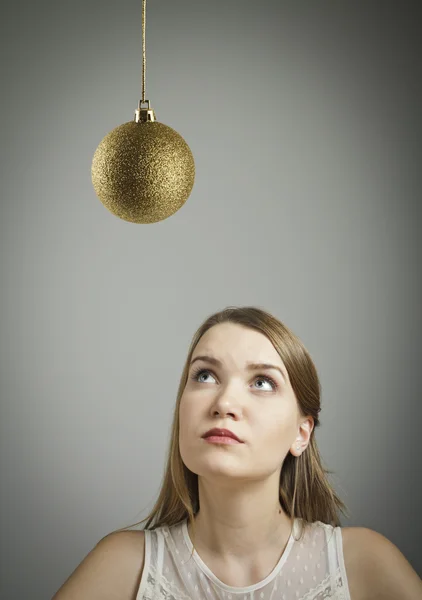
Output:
[212,406,237,419]
[210,385,242,419]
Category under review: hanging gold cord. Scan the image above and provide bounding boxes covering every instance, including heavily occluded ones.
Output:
[142,0,147,103]
[135,0,155,121]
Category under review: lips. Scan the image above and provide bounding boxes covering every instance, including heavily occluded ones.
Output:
[202,428,243,443]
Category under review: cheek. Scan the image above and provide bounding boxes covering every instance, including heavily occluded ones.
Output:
[178,395,199,440]
[258,411,297,448]
[178,398,199,469]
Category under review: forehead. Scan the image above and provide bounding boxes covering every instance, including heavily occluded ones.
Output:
[193,322,283,366]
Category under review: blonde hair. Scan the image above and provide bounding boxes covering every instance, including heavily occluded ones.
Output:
[112,306,348,545]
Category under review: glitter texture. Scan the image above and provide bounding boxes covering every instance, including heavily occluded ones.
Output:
[91,121,195,224]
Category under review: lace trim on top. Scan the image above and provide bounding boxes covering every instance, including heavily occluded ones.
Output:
[300,570,349,600]
[142,563,193,600]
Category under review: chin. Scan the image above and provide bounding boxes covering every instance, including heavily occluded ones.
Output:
[186,454,249,480]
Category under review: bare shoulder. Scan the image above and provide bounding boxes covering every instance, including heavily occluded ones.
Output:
[52,530,146,600]
[341,526,422,600]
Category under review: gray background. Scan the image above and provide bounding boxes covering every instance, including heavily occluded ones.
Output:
[1,0,421,598]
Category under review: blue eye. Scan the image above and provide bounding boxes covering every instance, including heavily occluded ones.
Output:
[254,376,278,391]
[192,368,215,383]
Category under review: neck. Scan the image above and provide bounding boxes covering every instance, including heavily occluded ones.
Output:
[187,475,294,561]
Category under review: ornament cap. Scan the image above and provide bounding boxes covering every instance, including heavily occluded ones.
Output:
[135,99,156,122]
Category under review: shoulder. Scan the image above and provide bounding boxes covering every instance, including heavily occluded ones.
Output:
[52,530,146,600]
[102,529,146,562]
[102,528,146,556]
[341,526,422,600]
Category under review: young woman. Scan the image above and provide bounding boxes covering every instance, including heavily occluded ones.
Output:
[53,307,422,599]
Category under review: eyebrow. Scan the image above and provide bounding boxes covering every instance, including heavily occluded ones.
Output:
[189,355,287,382]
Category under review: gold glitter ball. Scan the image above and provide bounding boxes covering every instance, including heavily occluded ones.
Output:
[91,121,195,223]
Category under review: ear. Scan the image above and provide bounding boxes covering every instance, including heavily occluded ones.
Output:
[290,417,314,456]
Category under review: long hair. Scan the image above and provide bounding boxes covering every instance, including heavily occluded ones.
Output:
[112,306,348,545]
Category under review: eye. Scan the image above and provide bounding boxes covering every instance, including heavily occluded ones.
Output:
[190,368,278,391]
[253,376,278,391]
[191,368,216,384]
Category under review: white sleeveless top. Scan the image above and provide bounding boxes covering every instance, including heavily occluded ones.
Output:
[135,518,352,600]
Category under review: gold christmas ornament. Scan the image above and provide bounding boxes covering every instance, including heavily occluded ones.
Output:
[91,0,195,224]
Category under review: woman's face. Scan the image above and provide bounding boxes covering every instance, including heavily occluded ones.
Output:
[179,322,313,482]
